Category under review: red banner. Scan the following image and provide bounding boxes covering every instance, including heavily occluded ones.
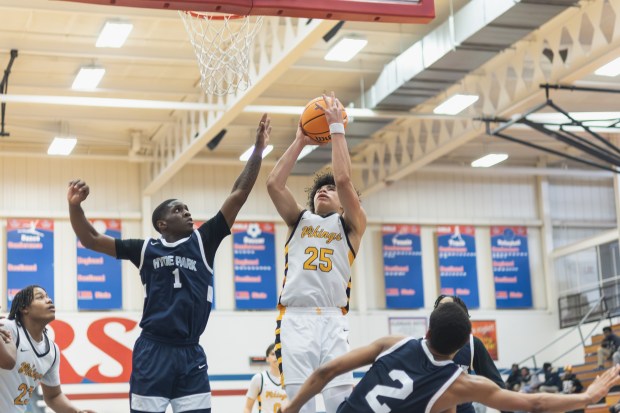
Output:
[471,320,498,361]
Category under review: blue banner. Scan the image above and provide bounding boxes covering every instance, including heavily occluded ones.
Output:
[437,225,479,309]
[491,226,533,308]
[77,219,123,310]
[7,219,55,306]
[382,224,424,308]
[232,222,277,310]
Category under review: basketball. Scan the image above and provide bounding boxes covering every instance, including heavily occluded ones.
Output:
[300,96,348,143]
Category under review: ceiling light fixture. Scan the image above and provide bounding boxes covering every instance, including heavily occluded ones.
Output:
[594,57,620,77]
[239,144,274,161]
[48,137,77,155]
[471,153,508,168]
[297,145,318,160]
[72,67,105,90]
[324,37,368,62]
[96,21,133,48]
[434,94,479,115]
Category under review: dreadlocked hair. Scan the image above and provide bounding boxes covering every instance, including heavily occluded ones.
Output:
[433,294,470,318]
[8,285,43,327]
[305,170,361,214]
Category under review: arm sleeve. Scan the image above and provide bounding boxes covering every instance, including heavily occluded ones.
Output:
[197,211,231,269]
[115,238,145,268]
[41,343,61,387]
[245,373,262,399]
[472,336,505,389]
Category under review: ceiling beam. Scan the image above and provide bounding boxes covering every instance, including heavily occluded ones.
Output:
[356,0,620,195]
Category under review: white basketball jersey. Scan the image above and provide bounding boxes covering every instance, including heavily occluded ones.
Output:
[0,319,60,412]
[257,371,287,413]
[279,211,355,310]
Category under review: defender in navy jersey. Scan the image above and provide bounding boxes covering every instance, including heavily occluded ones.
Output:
[67,114,271,413]
[434,295,505,413]
[267,92,367,413]
[280,303,620,413]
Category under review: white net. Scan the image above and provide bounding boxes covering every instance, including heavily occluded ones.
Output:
[179,12,263,96]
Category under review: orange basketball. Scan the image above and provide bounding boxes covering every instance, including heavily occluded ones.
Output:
[300,96,348,143]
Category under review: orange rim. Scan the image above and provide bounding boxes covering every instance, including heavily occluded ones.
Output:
[183,11,247,20]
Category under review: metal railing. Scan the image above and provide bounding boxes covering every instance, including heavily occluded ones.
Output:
[518,296,609,370]
[559,279,620,329]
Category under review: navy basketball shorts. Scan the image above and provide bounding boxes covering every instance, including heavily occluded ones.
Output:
[130,336,211,413]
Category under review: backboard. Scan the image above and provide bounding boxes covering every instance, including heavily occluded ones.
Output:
[57,0,435,24]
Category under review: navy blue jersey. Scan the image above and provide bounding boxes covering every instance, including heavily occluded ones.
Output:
[116,212,230,344]
[453,335,474,413]
[337,338,462,413]
[453,335,474,374]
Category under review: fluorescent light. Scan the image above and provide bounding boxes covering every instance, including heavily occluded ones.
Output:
[471,154,508,168]
[239,145,273,161]
[72,67,105,90]
[48,137,77,155]
[96,21,133,48]
[324,38,368,62]
[433,94,479,115]
[297,145,318,160]
[595,57,620,77]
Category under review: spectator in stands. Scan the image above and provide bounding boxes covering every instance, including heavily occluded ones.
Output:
[539,362,562,393]
[610,401,620,413]
[562,365,585,413]
[506,363,522,391]
[561,365,583,395]
[519,367,540,393]
[598,327,620,370]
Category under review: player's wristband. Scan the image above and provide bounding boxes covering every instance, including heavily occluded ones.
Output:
[329,123,345,136]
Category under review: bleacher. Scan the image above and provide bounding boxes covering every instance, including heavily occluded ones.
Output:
[576,324,620,413]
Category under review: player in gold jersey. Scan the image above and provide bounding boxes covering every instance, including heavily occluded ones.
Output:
[266,92,367,413]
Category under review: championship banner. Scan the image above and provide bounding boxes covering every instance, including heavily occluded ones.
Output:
[77,219,123,310]
[7,219,55,306]
[437,225,479,309]
[382,224,424,308]
[471,320,498,360]
[232,222,277,310]
[491,226,533,308]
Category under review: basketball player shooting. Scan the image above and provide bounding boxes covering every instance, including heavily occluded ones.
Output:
[266,92,367,413]
[66,114,271,413]
[279,303,620,413]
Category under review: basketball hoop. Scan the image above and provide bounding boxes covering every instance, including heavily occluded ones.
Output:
[179,11,263,96]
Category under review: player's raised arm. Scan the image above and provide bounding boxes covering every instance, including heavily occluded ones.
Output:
[266,124,317,227]
[320,92,366,249]
[461,365,620,413]
[220,114,271,228]
[67,179,116,257]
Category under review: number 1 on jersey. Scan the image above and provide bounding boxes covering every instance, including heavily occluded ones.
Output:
[172,268,182,288]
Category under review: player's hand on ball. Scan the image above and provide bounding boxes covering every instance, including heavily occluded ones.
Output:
[296,123,323,146]
[320,91,345,126]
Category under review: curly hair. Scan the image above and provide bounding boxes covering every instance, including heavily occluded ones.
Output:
[305,171,361,214]
[433,294,470,318]
[428,302,471,355]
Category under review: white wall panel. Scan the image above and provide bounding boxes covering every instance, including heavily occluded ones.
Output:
[549,177,616,222]
[0,158,142,216]
[363,172,539,223]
